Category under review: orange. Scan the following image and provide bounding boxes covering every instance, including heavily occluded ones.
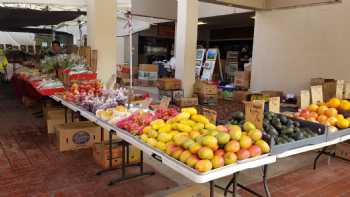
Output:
[307,117,317,122]
[317,106,328,115]
[317,115,328,123]
[340,100,350,111]
[308,104,319,112]
[336,114,345,121]
[325,108,338,117]
[337,119,350,129]
[328,117,338,126]
[326,98,341,108]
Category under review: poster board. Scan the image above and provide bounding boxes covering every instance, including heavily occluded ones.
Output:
[225,51,239,81]
[195,49,206,78]
[269,97,280,113]
[201,48,223,81]
[300,90,310,109]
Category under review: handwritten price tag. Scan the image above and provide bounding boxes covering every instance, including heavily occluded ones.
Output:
[269,97,280,113]
[336,80,345,99]
[311,85,323,104]
[300,90,310,109]
[159,96,171,108]
[245,100,264,130]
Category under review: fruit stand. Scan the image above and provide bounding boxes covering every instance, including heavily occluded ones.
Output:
[51,94,276,197]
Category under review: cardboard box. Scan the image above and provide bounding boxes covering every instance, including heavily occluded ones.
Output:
[194,81,218,95]
[336,142,350,160]
[261,90,284,98]
[165,184,223,197]
[234,71,251,90]
[310,78,334,86]
[92,141,141,169]
[139,64,158,81]
[175,97,198,107]
[55,121,101,152]
[198,94,218,105]
[46,112,73,134]
[232,91,250,102]
[157,78,182,90]
[159,89,184,103]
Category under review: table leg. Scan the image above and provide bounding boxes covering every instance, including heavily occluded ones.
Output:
[263,165,271,197]
[314,147,328,170]
[64,107,68,123]
[210,181,214,197]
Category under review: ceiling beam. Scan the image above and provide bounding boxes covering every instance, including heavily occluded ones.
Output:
[266,0,341,9]
[200,0,266,10]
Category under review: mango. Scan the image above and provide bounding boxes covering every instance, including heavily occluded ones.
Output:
[205,123,217,130]
[181,108,198,115]
[175,112,191,121]
[191,114,210,124]
[180,119,196,127]
[151,119,165,130]
[177,123,192,133]
[159,124,172,133]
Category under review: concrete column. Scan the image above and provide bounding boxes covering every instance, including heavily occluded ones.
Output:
[87,0,117,84]
[175,0,199,97]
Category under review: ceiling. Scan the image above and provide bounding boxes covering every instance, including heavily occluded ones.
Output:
[199,11,255,29]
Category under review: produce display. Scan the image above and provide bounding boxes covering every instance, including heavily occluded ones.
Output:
[138,108,270,173]
[36,79,64,89]
[41,54,85,74]
[117,111,156,135]
[96,106,131,124]
[294,98,350,131]
[263,112,322,145]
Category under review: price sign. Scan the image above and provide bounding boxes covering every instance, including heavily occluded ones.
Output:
[202,108,217,124]
[142,98,153,109]
[336,80,345,99]
[245,100,264,130]
[311,85,323,104]
[300,90,310,109]
[344,82,350,99]
[269,97,280,113]
[159,96,171,109]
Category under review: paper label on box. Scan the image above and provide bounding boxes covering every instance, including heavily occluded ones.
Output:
[269,97,280,113]
[159,97,171,108]
[300,90,310,109]
[201,108,217,124]
[336,80,345,99]
[245,100,264,130]
[73,131,90,145]
[311,85,323,104]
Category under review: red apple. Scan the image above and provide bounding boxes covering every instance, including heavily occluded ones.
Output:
[214,149,225,157]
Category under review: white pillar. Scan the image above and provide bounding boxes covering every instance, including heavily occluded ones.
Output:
[175,0,199,97]
[87,0,117,85]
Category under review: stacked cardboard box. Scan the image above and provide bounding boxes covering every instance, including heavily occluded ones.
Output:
[234,71,251,90]
[46,107,73,134]
[158,78,183,104]
[138,64,158,81]
[175,97,199,107]
[194,81,218,105]
[92,141,141,169]
[55,121,101,152]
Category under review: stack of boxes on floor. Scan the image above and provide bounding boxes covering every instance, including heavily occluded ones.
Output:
[44,102,140,169]
[194,81,218,106]
[158,78,184,104]
[138,64,159,87]
[116,64,139,86]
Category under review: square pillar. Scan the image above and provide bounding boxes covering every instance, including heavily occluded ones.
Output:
[175,0,199,97]
[87,0,117,84]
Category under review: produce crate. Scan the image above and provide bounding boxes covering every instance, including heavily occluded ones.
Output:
[159,89,184,104]
[269,114,327,154]
[194,81,218,95]
[335,142,350,160]
[175,97,198,107]
[157,78,182,90]
[198,94,218,106]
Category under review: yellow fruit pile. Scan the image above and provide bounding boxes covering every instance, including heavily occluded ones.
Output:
[140,107,270,173]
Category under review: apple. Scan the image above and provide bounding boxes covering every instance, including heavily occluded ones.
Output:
[166,143,178,155]
[211,155,225,169]
[224,140,240,153]
[237,149,251,160]
[224,152,237,165]
[248,129,263,141]
[248,145,262,157]
[198,147,214,160]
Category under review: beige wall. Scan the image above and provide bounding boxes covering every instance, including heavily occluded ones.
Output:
[252,1,350,94]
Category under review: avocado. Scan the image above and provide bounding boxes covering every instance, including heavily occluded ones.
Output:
[268,127,279,137]
[231,111,244,121]
[293,132,304,140]
[293,122,301,128]
[280,116,288,124]
[286,120,294,127]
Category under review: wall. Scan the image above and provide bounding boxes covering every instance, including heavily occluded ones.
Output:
[252,1,350,94]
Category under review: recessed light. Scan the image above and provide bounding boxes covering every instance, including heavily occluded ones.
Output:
[251,16,256,19]
[198,21,207,25]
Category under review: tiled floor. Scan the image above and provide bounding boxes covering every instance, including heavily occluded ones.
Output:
[0,83,177,197]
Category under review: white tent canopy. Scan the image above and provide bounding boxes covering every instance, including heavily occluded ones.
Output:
[0,31,35,46]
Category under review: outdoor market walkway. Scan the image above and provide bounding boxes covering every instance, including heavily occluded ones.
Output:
[0,82,350,197]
